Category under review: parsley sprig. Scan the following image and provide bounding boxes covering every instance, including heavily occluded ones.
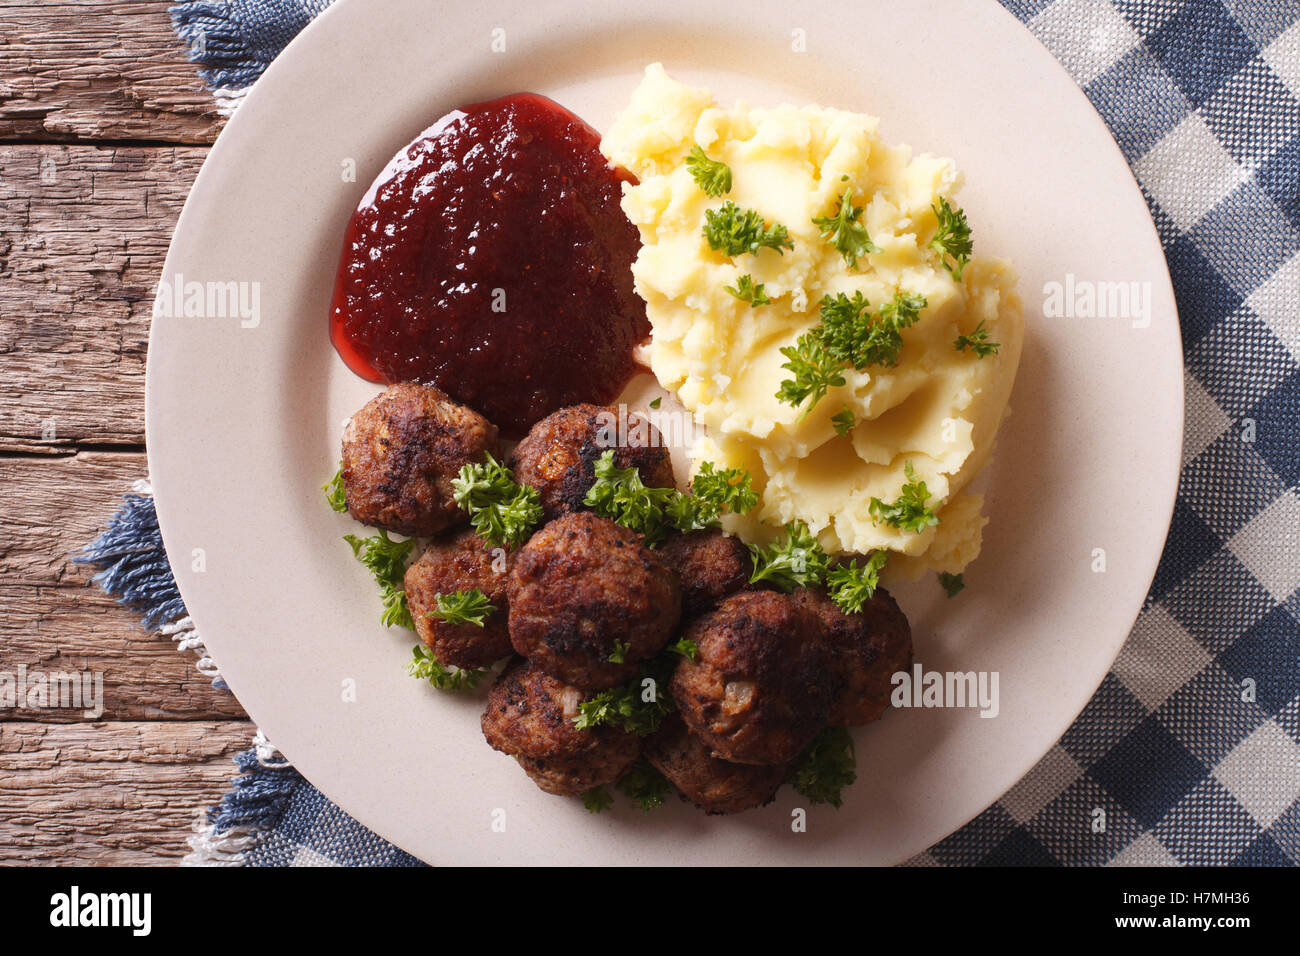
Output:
[939,571,966,598]
[787,726,856,808]
[954,319,1000,358]
[344,530,417,629]
[777,291,927,417]
[724,273,772,307]
[406,645,489,691]
[869,461,941,533]
[452,453,543,549]
[684,146,732,197]
[826,552,888,614]
[616,761,672,813]
[812,187,880,269]
[322,464,347,512]
[427,589,496,628]
[749,520,831,591]
[930,197,973,280]
[584,452,760,543]
[703,201,793,257]
[573,654,677,736]
[832,405,856,436]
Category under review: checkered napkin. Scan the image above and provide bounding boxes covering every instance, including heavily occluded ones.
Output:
[127,0,1300,865]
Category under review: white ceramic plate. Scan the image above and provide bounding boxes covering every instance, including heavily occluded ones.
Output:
[147,0,1183,864]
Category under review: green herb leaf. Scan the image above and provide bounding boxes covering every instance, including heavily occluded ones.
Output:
[582,786,614,814]
[869,461,941,534]
[428,589,496,628]
[703,201,794,257]
[938,571,966,598]
[929,197,973,281]
[724,273,772,307]
[615,761,672,813]
[406,645,488,691]
[812,187,880,269]
[748,520,830,591]
[832,405,856,436]
[608,639,630,664]
[344,530,417,629]
[690,461,760,515]
[452,453,543,549]
[787,726,856,808]
[684,145,732,197]
[573,654,677,736]
[322,464,347,512]
[669,637,700,662]
[776,332,846,415]
[649,397,662,409]
[827,551,889,614]
[954,319,1000,358]
[584,450,677,544]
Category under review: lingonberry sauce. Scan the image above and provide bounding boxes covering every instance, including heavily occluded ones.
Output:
[329,93,648,438]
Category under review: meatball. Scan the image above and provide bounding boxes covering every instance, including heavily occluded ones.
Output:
[645,717,787,815]
[341,382,498,537]
[657,529,752,618]
[508,512,681,689]
[481,659,640,796]
[404,529,514,670]
[508,403,676,520]
[671,590,832,765]
[796,585,913,726]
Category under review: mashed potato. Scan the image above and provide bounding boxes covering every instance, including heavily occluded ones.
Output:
[602,65,1023,578]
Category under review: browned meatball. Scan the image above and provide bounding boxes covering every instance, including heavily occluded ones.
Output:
[657,529,752,618]
[404,529,514,670]
[508,512,681,690]
[796,585,913,726]
[645,717,787,815]
[508,403,676,520]
[671,590,832,765]
[341,382,498,537]
[481,659,640,796]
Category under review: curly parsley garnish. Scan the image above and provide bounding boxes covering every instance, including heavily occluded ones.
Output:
[869,461,941,534]
[939,571,966,598]
[703,201,793,257]
[344,530,417,629]
[827,552,888,614]
[787,726,856,808]
[749,520,830,591]
[427,589,495,628]
[669,637,700,662]
[585,451,760,541]
[608,639,630,664]
[406,645,489,691]
[684,146,732,197]
[832,405,856,436]
[616,761,672,813]
[777,331,848,415]
[584,450,677,544]
[812,187,880,269]
[724,273,772,307]
[582,786,614,814]
[452,453,543,549]
[322,464,347,512]
[777,291,926,416]
[573,654,677,736]
[954,319,1000,358]
[930,197,973,280]
[690,461,760,516]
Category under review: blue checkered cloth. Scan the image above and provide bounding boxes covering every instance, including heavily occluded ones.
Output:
[105,0,1297,865]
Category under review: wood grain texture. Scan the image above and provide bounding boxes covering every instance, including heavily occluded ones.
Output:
[0,0,224,143]
[0,721,255,864]
[0,144,205,451]
[0,451,246,721]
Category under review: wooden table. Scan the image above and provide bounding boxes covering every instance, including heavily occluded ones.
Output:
[1,0,254,864]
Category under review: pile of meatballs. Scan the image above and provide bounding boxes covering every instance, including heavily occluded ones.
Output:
[339,382,913,815]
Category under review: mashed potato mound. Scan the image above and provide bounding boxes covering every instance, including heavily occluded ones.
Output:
[602,65,1023,577]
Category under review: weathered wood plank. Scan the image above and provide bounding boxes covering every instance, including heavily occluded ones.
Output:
[0,721,255,864]
[0,451,246,721]
[0,144,205,451]
[0,0,225,143]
